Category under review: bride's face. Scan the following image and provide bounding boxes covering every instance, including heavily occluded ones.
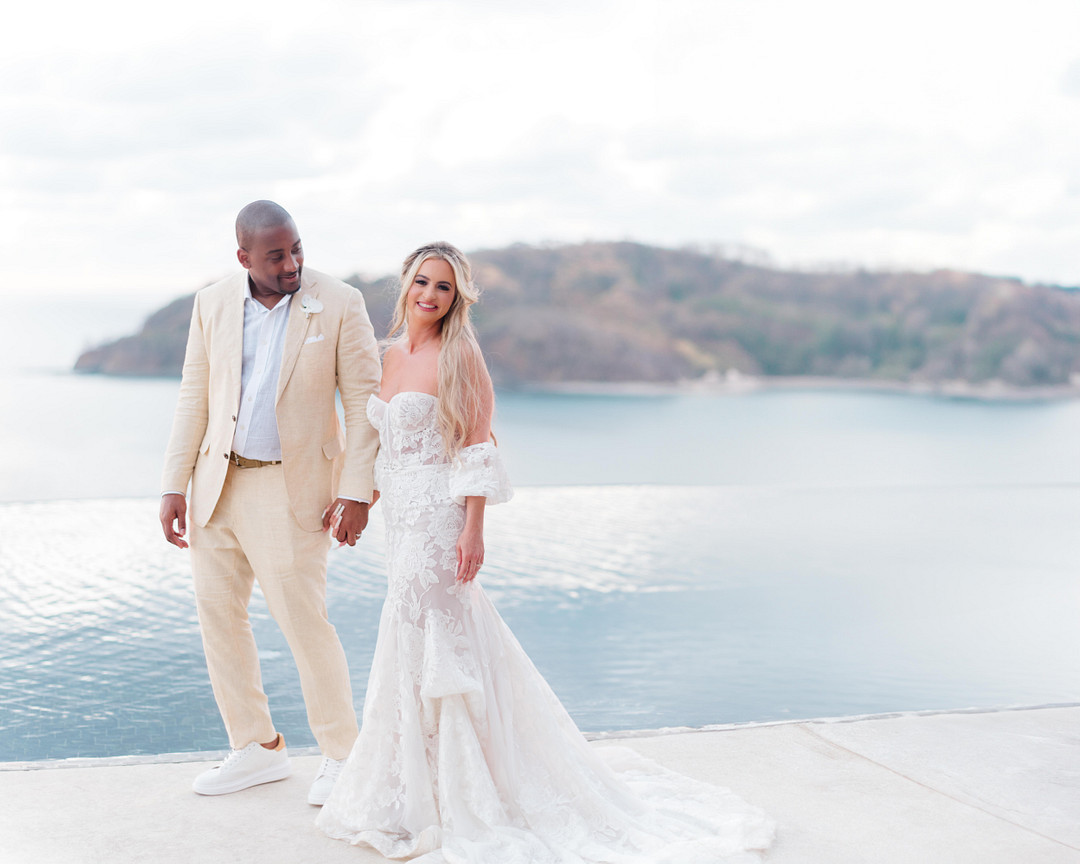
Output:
[407,257,457,324]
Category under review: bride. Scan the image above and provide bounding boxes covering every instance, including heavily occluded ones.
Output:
[316,242,773,863]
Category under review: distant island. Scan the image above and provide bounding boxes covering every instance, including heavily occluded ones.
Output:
[75,241,1080,397]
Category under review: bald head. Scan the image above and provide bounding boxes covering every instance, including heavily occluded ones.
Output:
[235,200,304,305]
[236,200,295,250]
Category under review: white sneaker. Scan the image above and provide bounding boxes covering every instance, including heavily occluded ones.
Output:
[307,756,347,806]
[193,736,291,796]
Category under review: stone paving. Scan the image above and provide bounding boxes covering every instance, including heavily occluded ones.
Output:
[1,705,1079,863]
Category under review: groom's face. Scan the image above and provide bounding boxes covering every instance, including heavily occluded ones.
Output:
[238,221,304,301]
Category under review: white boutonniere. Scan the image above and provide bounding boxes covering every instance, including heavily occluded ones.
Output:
[300,294,324,319]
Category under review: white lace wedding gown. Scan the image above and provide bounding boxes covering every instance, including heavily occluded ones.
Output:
[316,391,774,863]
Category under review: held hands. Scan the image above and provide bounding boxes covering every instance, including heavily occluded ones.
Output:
[456,522,485,584]
[159,493,189,549]
[323,498,370,547]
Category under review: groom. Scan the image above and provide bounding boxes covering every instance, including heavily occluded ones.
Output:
[159,200,380,805]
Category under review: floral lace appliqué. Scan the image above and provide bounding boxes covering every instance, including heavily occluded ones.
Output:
[316,391,773,863]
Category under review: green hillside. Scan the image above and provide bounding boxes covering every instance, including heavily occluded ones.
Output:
[75,241,1080,390]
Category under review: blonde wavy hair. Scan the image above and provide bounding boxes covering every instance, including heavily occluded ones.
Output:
[385,241,486,458]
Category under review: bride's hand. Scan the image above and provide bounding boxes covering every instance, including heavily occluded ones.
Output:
[456,523,485,584]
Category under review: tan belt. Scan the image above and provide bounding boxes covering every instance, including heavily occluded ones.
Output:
[229,451,282,469]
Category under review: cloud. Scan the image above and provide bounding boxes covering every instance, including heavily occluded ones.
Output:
[0,34,376,162]
[5,0,1080,299]
[1062,58,1080,97]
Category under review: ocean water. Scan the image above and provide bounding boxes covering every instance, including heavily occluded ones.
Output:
[2,298,1079,761]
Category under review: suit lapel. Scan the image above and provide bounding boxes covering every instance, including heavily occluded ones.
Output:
[223,275,247,409]
[276,274,316,402]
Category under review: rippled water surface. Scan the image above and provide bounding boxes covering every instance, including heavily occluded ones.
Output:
[3,486,1079,761]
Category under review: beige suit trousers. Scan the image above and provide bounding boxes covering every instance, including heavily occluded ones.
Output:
[189,462,358,760]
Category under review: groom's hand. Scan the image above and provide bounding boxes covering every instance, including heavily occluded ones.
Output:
[324,498,369,547]
[160,493,189,549]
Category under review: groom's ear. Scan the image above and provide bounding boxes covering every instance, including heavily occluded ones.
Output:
[237,247,252,269]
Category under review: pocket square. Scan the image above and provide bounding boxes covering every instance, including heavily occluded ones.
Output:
[304,333,325,345]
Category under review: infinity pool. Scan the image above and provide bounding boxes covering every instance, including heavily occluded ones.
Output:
[3,485,1079,761]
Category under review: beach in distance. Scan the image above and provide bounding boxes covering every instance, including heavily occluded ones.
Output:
[531,369,1080,402]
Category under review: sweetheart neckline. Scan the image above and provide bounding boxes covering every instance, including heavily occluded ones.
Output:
[372,390,437,405]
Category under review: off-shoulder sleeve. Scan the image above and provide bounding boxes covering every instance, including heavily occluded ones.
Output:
[448,442,513,505]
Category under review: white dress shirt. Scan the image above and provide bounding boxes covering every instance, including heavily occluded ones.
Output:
[232,281,292,460]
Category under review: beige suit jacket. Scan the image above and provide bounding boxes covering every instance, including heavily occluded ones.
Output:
[161,268,381,532]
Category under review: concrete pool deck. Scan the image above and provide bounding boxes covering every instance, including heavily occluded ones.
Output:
[1,704,1078,863]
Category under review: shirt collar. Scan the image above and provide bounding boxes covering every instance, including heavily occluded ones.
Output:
[244,275,295,311]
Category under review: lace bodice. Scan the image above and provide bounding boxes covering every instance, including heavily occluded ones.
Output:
[367,391,512,505]
[368,391,448,471]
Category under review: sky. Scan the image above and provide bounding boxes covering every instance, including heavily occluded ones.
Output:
[4,0,1080,304]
